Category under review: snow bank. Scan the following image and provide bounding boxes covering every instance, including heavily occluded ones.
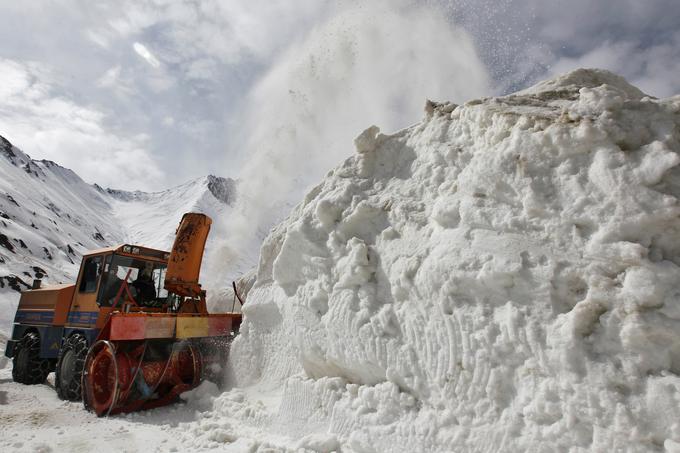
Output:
[191,69,680,452]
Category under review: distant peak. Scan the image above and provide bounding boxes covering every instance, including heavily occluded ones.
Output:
[1,134,17,161]
[1,134,13,149]
[101,175,237,205]
[103,186,147,201]
[38,159,61,168]
[206,175,236,205]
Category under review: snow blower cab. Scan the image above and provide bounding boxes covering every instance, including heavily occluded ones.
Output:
[5,213,242,416]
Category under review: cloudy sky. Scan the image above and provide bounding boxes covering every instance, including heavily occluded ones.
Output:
[0,0,679,192]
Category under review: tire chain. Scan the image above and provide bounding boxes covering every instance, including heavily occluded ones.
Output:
[12,332,50,385]
[55,334,88,401]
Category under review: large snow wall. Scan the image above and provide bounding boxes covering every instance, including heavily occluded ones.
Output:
[207,69,680,452]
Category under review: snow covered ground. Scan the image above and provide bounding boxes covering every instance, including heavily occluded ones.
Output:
[0,362,326,452]
[0,365,184,453]
[2,69,680,452]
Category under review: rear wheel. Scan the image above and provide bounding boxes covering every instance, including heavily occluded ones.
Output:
[12,331,50,384]
[56,334,88,401]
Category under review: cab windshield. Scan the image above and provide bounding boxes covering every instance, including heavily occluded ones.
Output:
[97,254,168,307]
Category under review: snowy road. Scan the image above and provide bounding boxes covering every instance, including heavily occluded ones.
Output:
[0,361,305,453]
[0,364,186,453]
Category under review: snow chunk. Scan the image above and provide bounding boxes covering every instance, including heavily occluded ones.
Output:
[635,141,680,186]
[222,69,680,451]
[518,68,646,100]
[354,125,382,154]
[296,433,341,452]
[179,380,221,411]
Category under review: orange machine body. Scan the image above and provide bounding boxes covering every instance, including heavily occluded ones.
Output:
[14,284,75,327]
[5,212,242,417]
[7,244,171,358]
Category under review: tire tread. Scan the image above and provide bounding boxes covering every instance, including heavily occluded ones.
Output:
[11,332,50,385]
[55,334,88,401]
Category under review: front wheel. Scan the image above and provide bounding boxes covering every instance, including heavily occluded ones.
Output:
[55,334,88,401]
[12,331,50,385]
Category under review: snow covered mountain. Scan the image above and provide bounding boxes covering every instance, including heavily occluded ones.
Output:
[0,135,235,330]
[101,175,236,250]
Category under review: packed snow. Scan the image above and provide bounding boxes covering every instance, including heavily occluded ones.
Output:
[2,69,680,452]
[200,69,680,452]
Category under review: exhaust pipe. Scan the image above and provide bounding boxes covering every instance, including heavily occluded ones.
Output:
[32,271,44,289]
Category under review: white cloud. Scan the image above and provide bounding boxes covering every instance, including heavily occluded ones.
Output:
[97,65,122,88]
[185,58,218,81]
[0,58,165,191]
[133,42,161,68]
[130,42,175,93]
[80,0,327,69]
[85,29,112,49]
[150,0,326,64]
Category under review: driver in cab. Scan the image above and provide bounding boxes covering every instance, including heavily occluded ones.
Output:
[132,262,157,305]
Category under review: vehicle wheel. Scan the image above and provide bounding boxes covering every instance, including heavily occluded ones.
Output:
[12,331,50,385]
[56,334,88,401]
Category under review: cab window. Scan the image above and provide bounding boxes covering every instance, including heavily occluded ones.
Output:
[79,256,103,293]
[153,267,168,299]
[97,254,168,307]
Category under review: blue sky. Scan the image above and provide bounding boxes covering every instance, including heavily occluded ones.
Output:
[0,0,678,191]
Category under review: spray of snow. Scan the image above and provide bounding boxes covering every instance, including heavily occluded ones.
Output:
[179,69,680,451]
[205,0,490,286]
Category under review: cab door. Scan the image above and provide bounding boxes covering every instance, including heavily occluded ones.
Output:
[67,254,107,327]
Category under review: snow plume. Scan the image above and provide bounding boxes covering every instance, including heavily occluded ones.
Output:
[207,0,490,285]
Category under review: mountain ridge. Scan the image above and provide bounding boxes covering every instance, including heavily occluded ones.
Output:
[99,174,236,205]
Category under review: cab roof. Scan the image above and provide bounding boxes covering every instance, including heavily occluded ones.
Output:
[83,244,170,260]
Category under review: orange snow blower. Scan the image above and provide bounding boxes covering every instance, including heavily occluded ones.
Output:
[5,213,242,416]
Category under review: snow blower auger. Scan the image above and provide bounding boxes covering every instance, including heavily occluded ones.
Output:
[5,212,243,417]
